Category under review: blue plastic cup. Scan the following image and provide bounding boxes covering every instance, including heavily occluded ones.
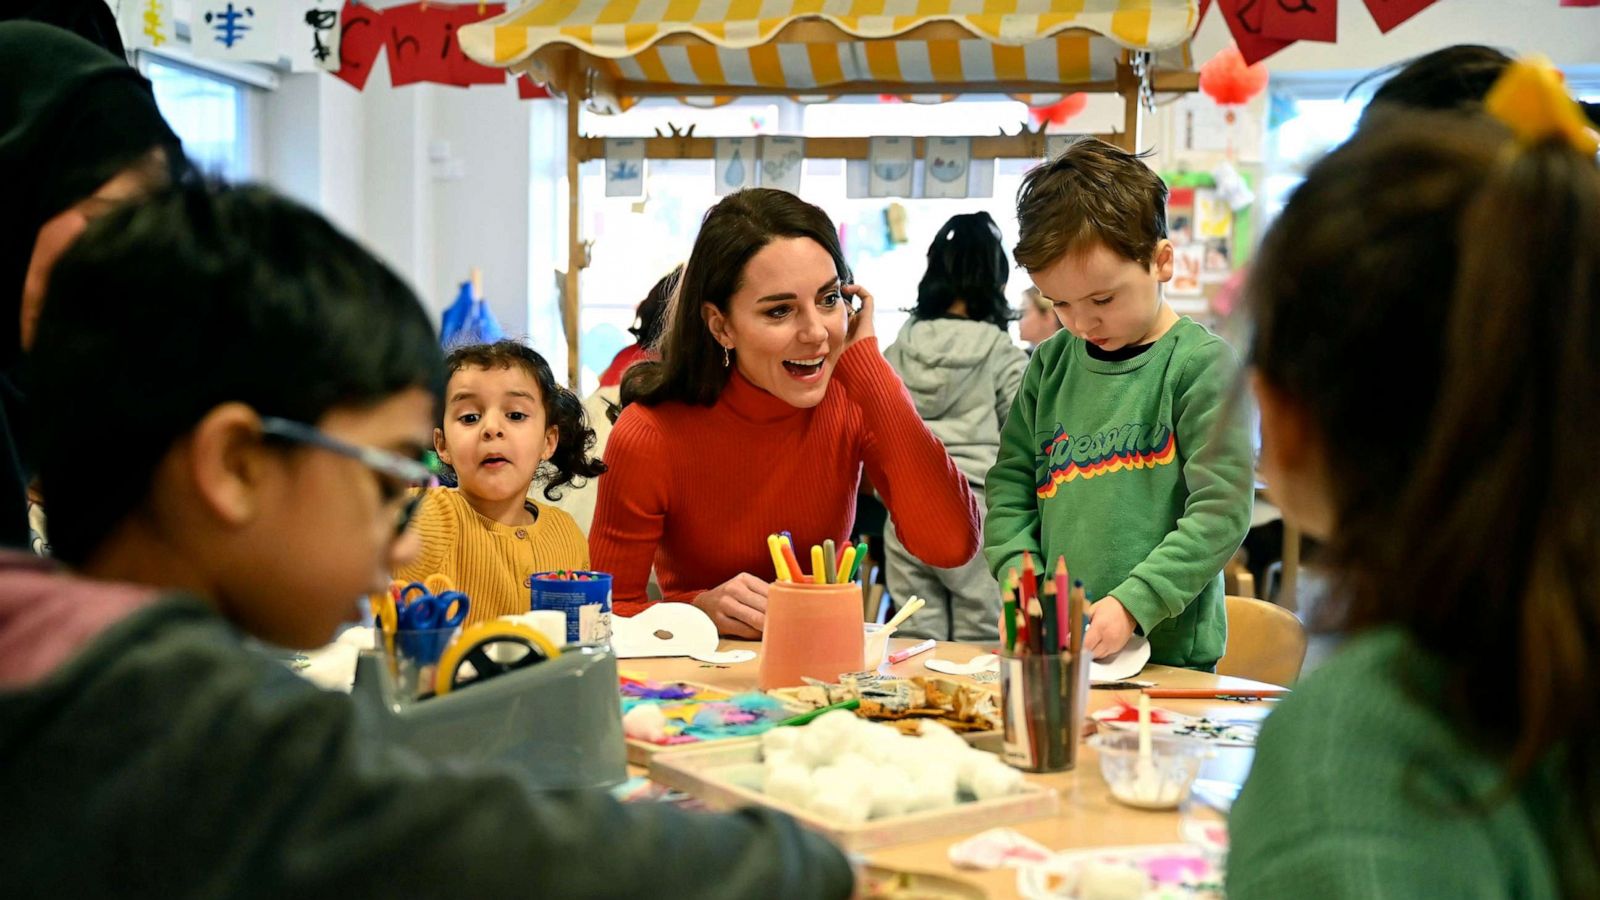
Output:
[529,571,613,645]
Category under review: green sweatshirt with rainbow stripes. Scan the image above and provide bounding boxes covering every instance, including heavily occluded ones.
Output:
[984,317,1254,669]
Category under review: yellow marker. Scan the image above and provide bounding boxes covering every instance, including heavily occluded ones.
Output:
[836,546,857,588]
[811,545,827,584]
[767,534,791,582]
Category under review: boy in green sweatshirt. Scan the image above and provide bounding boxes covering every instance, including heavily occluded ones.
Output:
[984,139,1254,670]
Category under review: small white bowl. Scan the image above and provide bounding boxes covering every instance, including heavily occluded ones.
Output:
[1087,731,1209,810]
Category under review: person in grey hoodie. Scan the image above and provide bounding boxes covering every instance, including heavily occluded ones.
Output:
[883,212,1028,641]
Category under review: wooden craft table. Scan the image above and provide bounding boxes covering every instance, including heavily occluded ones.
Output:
[623,638,1279,898]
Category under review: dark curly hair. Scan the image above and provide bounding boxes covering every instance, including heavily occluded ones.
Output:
[443,341,606,501]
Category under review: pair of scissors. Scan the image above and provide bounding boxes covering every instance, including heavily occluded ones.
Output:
[399,590,469,631]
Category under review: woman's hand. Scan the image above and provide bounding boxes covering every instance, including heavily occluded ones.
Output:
[692,573,770,638]
[842,284,876,352]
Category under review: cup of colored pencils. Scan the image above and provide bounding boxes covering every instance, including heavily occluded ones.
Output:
[997,552,1089,773]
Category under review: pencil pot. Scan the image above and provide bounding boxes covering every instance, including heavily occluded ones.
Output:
[759,582,866,690]
[380,626,462,702]
[999,648,1087,773]
[529,571,612,645]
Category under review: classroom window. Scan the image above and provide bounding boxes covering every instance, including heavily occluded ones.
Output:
[145,59,254,182]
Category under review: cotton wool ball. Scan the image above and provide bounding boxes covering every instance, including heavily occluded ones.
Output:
[763,762,814,809]
[812,761,872,796]
[866,768,915,819]
[621,705,668,743]
[761,726,800,756]
[953,748,992,794]
[916,719,971,754]
[906,766,959,812]
[857,724,906,764]
[807,787,871,825]
[763,749,798,772]
[970,759,1026,801]
[795,723,840,768]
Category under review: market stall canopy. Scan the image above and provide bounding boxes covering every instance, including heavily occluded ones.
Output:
[459,0,1201,111]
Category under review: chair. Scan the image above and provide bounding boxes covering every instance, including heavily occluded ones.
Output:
[1218,595,1307,686]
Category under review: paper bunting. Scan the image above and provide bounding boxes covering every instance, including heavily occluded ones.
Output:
[1262,0,1337,43]
[1362,0,1439,33]
[120,0,174,50]
[715,137,758,196]
[334,1,385,90]
[1216,0,1292,65]
[868,137,914,198]
[190,2,288,63]
[922,137,971,199]
[760,136,805,194]
[604,139,646,198]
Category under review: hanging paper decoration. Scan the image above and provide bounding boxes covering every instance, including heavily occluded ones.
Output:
[868,137,914,198]
[604,139,646,198]
[1362,0,1440,33]
[1216,0,1292,65]
[1199,44,1269,106]
[1028,93,1089,128]
[286,0,343,72]
[922,137,972,199]
[517,74,551,99]
[715,138,758,196]
[333,1,384,89]
[760,136,805,194]
[190,2,290,63]
[120,0,174,50]
[1262,0,1337,43]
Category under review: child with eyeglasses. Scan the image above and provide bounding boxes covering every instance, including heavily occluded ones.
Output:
[394,341,604,625]
[0,181,854,898]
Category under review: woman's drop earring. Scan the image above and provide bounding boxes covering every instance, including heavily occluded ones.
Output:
[722,346,731,367]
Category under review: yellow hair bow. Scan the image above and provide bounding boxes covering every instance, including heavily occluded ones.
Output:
[1484,55,1599,157]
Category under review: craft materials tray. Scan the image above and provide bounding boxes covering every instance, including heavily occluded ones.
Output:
[648,742,1059,852]
[620,678,805,765]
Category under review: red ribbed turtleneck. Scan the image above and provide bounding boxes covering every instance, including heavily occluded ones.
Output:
[591,338,980,616]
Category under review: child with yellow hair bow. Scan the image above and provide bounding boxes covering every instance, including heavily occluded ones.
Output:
[1227,58,1600,899]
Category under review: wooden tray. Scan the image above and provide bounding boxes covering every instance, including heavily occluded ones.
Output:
[648,742,1059,852]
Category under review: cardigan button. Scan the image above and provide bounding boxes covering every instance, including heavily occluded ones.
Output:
[524,575,533,588]
[514,528,528,540]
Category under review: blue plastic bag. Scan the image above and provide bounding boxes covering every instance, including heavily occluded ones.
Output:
[440,280,505,347]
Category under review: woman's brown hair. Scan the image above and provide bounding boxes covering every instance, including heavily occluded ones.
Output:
[1248,109,1600,888]
[619,189,850,409]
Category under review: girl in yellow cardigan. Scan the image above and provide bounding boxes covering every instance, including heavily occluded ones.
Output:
[396,341,605,624]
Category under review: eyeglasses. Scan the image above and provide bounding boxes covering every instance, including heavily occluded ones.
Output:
[259,416,438,536]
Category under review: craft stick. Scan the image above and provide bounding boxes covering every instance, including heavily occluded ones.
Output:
[882,595,926,632]
[811,545,826,584]
[887,638,937,665]
[1142,688,1291,700]
[767,535,791,582]
[823,539,837,583]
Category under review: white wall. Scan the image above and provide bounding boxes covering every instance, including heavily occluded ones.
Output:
[258,57,535,340]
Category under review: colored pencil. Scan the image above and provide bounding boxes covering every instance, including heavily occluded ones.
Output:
[1069,579,1086,656]
[811,545,826,585]
[1040,579,1059,654]
[1142,688,1290,700]
[1054,558,1070,652]
[767,534,791,582]
[1002,592,1018,654]
[823,539,837,583]
[1020,551,1038,606]
[779,538,804,587]
[1027,596,1045,655]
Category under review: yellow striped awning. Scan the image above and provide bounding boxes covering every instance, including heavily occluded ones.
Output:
[460,0,1199,110]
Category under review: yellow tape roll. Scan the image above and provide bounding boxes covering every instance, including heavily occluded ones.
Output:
[433,621,560,696]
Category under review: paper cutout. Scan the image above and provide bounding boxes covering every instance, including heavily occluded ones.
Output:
[1261,0,1336,43]
[868,137,914,198]
[604,138,646,197]
[923,137,972,199]
[1016,844,1222,900]
[1216,0,1293,65]
[610,603,756,665]
[923,636,1151,683]
[121,0,174,50]
[289,0,344,73]
[1044,133,1083,160]
[446,3,506,86]
[715,137,757,196]
[383,3,454,87]
[1361,0,1439,33]
[191,1,286,62]
[335,1,385,90]
[760,135,804,193]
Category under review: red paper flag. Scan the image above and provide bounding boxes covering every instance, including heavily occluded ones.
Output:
[1362,0,1440,33]
[383,3,455,86]
[1262,0,1337,43]
[517,74,550,99]
[447,3,506,86]
[334,1,384,90]
[1559,0,1600,6]
[1199,0,1214,24]
[1216,0,1293,65]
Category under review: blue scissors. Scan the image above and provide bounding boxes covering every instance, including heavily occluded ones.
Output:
[399,590,469,631]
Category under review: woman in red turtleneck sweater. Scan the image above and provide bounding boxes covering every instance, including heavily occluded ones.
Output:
[591,189,981,637]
